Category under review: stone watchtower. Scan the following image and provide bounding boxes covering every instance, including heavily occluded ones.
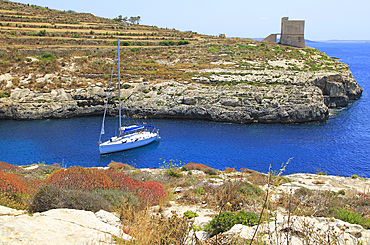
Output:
[279,17,305,48]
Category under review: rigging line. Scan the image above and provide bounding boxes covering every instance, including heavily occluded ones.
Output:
[99,51,117,143]
[118,39,122,135]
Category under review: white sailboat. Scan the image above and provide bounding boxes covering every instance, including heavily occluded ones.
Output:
[98,40,160,155]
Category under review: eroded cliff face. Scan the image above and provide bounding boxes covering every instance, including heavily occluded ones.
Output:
[0,69,362,123]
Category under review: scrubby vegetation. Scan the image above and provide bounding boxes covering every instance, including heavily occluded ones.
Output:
[2,160,370,244]
[0,162,167,212]
[205,211,260,237]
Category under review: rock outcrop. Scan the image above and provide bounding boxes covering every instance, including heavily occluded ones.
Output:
[0,207,132,244]
[224,215,370,245]
[0,69,362,123]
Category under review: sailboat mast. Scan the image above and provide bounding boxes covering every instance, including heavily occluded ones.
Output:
[118,39,122,134]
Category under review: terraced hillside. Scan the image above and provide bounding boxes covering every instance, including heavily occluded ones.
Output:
[0,1,203,50]
[0,1,363,123]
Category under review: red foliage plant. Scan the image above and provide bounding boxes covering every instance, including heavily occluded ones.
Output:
[105,170,167,205]
[182,162,211,171]
[46,166,114,190]
[0,170,27,197]
[45,167,167,205]
[141,181,167,205]
[358,193,370,200]
[107,161,135,171]
[224,167,237,173]
[0,161,24,172]
[240,168,259,174]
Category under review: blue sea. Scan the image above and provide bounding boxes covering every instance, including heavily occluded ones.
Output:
[0,42,369,177]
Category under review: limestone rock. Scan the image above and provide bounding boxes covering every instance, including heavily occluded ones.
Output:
[226,215,368,245]
[10,88,35,101]
[50,89,72,101]
[95,210,121,228]
[312,73,362,108]
[0,206,26,216]
[0,69,362,123]
[0,207,132,245]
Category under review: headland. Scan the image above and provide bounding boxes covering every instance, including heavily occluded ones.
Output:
[0,1,363,123]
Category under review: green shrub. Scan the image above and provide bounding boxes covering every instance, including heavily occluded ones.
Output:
[208,47,218,52]
[28,29,46,36]
[159,40,175,46]
[131,47,140,52]
[204,175,221,179]
[195,187,205,197]
[29,185,112,213]
[121,41,130,46]
[331,207,370,228]
[337,190,346,195]
[134,42,145,46]
[39,52,56,61]
[272,176,293,186]
[93,188,140,208]
[165,169,182,178]
[238,182,264,197]
[142,89,150,93]
[0,91,10,98]
[205,211,259,237]
[183,210,198,219]
[112,96,125,101]
[38,29,46,36]
[177,40,190,45]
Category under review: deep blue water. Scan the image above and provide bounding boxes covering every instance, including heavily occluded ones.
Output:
[0,42,369,176]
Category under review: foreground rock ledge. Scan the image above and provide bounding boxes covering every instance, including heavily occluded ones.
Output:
[0,71,362,123]
[0,207,132,245]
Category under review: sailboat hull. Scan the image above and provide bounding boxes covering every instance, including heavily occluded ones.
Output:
[99,134,159,154]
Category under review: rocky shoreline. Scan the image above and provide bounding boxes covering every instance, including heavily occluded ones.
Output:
[0,69,363,123]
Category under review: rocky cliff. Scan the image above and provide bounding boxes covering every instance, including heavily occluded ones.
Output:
[0,68,362,123]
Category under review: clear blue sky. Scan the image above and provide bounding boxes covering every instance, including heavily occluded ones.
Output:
[15,0,370,40]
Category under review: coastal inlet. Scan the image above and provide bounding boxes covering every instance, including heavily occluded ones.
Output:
[0,42,368,177]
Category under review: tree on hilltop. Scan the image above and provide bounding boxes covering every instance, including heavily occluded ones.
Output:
[113,15,140,25]
[129,16,141,25]
[113,15,128,24]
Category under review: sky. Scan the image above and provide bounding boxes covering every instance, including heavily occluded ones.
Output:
[15,0,370,41]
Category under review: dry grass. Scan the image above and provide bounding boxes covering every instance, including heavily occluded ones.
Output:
[117,204,192,245]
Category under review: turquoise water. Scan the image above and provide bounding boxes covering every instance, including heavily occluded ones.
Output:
[0,42,369,176]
